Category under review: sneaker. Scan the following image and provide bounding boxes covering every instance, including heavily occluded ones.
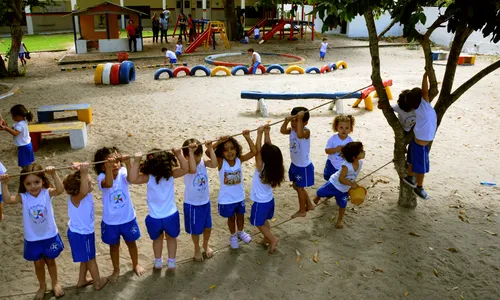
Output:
[167,258,176,270]
[403,176,417,188]
[237,231,252,244]
[154,258,163,270]
[414,187,430,200]
[229,234,239,249]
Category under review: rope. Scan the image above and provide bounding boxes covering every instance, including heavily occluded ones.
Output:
[357,160,394,183]
[8,84,373,177]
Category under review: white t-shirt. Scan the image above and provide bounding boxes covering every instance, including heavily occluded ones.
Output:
[254,28,260,36]
[175,44,183,53]
[290,128,312,167]
[393,104,416,132]
[20,42,25,54]
[147,175,178,219]
[166,50,177,60]
[253,52,261,63]
[414,99,437,141]
[13,120,31,147]
[320,42,328,52]
[97,167,136,225]
[163,10,170,21]
[184,160,210,206]
[22,188,59,242]
[218,158,245,205]
[250,166,273,203]
[0,162,6,197]
[330,161,363,193]
[326,134,353,169]
[68,193,95,235]
[245,36,249,43]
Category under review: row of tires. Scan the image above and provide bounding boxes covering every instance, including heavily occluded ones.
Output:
[94,61,136,85]
[154,61,348,80]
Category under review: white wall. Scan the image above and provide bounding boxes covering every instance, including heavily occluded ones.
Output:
[347,12,403,38]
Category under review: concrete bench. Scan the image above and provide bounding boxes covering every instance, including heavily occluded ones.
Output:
[37,103,92,124]
[458,54,476,65]
[432,51,449,61]
[29,121,88,152]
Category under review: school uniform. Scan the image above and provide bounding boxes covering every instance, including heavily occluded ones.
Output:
[250,166,275,227]
[323,134,353,180]
[288,128,315,187]
[393,104,416,133]
[0,162,6,203]
[407,99,437,174]
[67,193,96,262]
[320,42,328,59]
[13,120,35,167]
[316,161,363,208]
[145,175,180,239]
[254,28,260,40]
[184,160,212,235]
[166,50,177,63]
[218,158,246,217]
[175,44,183,57]
[252,52,261,75]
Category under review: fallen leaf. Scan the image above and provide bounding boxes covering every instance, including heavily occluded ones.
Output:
[380,226,385,231]
[335,261,339,265]
[433,269,439,277]
[404,291,410,296]
[459,209,465,215]
[376,241,383,244]
[313,250,319,263]
[451,286,459,290]
[484,230,497,236]
[409,232,421,237]
[296,249,301,262]
[460,295,464,300]
[323,271,332,276]
[417,272,423,277]
[210,285,216,289]
[256,260,261,265]
[271,218,277,222]
[429,247,434,251]
[329,216,335,223]
[449,205,460,208]
[313,240,319,245]
[479,248,485,251]
[375,268,384,273]
[459,215,467,222]
[299,265,303,269]
[361,273,368,277]
[446,247,458,253]
[127,132,133,137]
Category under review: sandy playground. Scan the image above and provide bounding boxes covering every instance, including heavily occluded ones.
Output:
[0,35,499,300]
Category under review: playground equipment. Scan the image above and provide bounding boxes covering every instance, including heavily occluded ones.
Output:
[204,52,306,67]
[173,66,190,77]
[29,121,88,152]
[248,64,267,74]
[184,21,230,54]
[431,50,449,61]
[190,65,211,76]
[231,66,250,76]
[266,64,285,74]
[305,66,321,74]
[458,54,476,65]
[94,61,135,85]
[0,83,20,100]
[154,68,174,80]
[38,104,92,124]
[285,65,305,74]
[211,66,232,77]
[351,79,393,111]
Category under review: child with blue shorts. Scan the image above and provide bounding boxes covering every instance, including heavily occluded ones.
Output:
[162,47,177,66]
[182,139,219,261]
[175,40,183,58]
[248,48,262,75]
[319,38,328,61]
[1,164,66,299]
[129,148,189,270]
[94,147,145,282]
[0,162,6,221]
[313,142,365,229]
[0,104,35,167]
[280,107,315,218]
[64,162,108,291]
[254,26,260,40]
[322,115,355,181]
[251,125,285,254]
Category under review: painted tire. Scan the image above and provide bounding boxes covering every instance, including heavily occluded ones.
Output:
[266,64,285,74]
[231,65,249,76]
[154,68,174,80]
[285,65,305,74]
[248,64,267,74]
[94,64,105,85]
[119,61,136,84]
[173,66,190,77]
[211,66,232,77]
[190,65,211,76]
[102,63,114,85]
[329,63,337,70]
[320,65,331,74]
[110,63,121,85]
[336,60,347,69]
[305,67,321,74]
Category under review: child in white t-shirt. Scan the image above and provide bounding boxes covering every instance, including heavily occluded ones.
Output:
[393,93,416,134]
[320,38,328,61]
[162,47,177,66]
[254,27,260,40]
[175,40,183,58]
[0,104,35,167]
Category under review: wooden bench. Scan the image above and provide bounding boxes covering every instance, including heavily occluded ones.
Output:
[37,103,92,124]
[29,121,88,152]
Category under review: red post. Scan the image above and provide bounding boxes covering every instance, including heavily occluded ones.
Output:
[312,3,316,41]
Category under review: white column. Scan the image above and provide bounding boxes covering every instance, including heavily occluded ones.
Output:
[25,6,34,35]
[241,0,245,26]
[162,0,166,9]
[202,0,207,19]
[70,0,79,33]
[120,0,125,29]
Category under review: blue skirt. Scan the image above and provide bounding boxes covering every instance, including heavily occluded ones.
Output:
[18,143,35,167]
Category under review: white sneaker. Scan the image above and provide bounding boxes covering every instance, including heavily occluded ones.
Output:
[154,258,163,269]
[167,258,176,270]
[229,234,239,249]
[237,231,252,244]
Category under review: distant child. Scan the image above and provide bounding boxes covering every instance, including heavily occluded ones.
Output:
[251,125,284,254]
[322,115,355,181]
[248,48,262,75]
[320,38,328,61]
[0,104,35,167]
[393,93,417,141]
[19,41,29,66]
[280,107,315,218]
[93,147,145,282]
[0,162,6,220]
[254,26,260,41]
[240,33,249,44]
[212,131,256,249]
[175,40,183,58]
[182,139,218,261]
[313,142,365,229]
[129,148,188,270]
[64,162,108,291]
[0,164,65,300]
[162,47,177,66]
[401,72,437,200]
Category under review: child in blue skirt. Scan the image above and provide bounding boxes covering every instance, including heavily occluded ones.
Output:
[0,104,35,167]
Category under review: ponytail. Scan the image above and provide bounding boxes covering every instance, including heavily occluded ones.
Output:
[10,104,33,122]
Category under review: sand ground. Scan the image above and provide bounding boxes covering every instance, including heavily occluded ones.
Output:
[0,35,499,300]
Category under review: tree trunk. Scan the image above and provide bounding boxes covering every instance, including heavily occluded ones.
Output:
[0,55,7,78]
[8,18,23,77]
[364,10,417,209]
[417,36,439,101]
[223,0,238,41]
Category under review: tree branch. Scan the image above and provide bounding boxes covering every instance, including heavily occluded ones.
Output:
[424,14,450,39]
[450,59,500,102]
[377,18,398,40]
[9,0,23,22]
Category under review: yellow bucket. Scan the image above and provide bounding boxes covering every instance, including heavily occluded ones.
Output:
[349,186,367,205]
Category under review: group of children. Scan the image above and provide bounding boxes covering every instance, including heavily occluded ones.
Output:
[240,26,261,44]
[161,40,184,66]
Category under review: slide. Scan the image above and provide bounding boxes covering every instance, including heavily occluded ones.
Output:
[185,29,210,53]
[247,18,268,37]
[258,19,286,44]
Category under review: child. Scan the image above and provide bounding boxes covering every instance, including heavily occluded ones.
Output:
[0,104,35,167]
[162,47,177,66]
[240,33,249,44]
[248,48,261,75]
[212,131,256,249]
[0,162,6,220]
[93,147,144,282]
[280,107,315,218]
[254,26,260,41]
[393,92,417,141]
[129,148,189,270]
[401,72,437,200]
[251,125,284,254]
[322,115,355,181]
[64,162,108,291]
[319,38,328,61]
[0,164,65,300]
[313,142,365,229]
[182,139,218,261]
[175,40,183,58]
[19,41,29,66]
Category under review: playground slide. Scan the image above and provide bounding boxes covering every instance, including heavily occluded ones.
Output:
[247,18,268,37]
[185,30,210,53]
[259,19,286,44]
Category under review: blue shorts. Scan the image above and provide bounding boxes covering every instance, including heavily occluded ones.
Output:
[323,159,338,181]
[218,201,245,218]
[320,51,326,59]
[145,211,180,240]
[170,58,177,64]
[0,194,3,203]
[255,34,260,40]
[316,181,349,208]
[252,61,261,74]
[24,234,64,261]
[289,163,315,188]
[67,230,96,263]
[19,53,25,59]
[407,139,430,174]
[18,143,35,167]
[101,218,141,245]
[250,199,275,226]
[240,39,248,44]
[184,202,212,235]
[175,51,182,57]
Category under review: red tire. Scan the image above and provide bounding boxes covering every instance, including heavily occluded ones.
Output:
[320,65,331,74]
[110,63,121,85]
[248,64,267,75]
[173,66,190,77]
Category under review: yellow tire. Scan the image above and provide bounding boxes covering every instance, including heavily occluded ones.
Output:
[210,66,232,77]
[94,64,105,85]
[336,60,348,69]
[285,65,305,74]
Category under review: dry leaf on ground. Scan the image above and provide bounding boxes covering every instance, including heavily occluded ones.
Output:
[313,250,319,263]
[375,268,384,273]
[484,230,497,236]
[446,248,458,253]
[433,269,439,277]
[409,232,421,237]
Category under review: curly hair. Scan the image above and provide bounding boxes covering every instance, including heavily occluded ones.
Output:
[140,148,178,183]
[10,104,34,122]
[182,138,203,157]
[19,164,52,194]
[291,106,310,122]
[332,114,355,132]
[63,171,84,196]
[215,137,242,159]
[341,142,364,163]
[260,143,285,188]
[93,146,120,175]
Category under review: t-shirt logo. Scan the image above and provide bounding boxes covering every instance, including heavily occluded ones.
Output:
[29,204,47,224]
[193,173,208,192]
[290,138,300,154]
[224,170,241,185]
[110,190,126,210]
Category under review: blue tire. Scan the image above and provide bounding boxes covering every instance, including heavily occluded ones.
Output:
[119,61,135,84]
[190,65,211,76]
[305,67,321,74]
[231,65,249,76]
[266,64,285,74]
[154,68,174,80]
[329,63,337,70]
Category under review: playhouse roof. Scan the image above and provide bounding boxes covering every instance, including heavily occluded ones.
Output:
[65,1,147,17]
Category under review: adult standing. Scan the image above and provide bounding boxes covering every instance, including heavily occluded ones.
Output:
[159,13,169,43]
[151,13,160,44]
[126,20,137,52]
[188,14,196,43]
[163,6,170,32]
[178,13,188,42]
